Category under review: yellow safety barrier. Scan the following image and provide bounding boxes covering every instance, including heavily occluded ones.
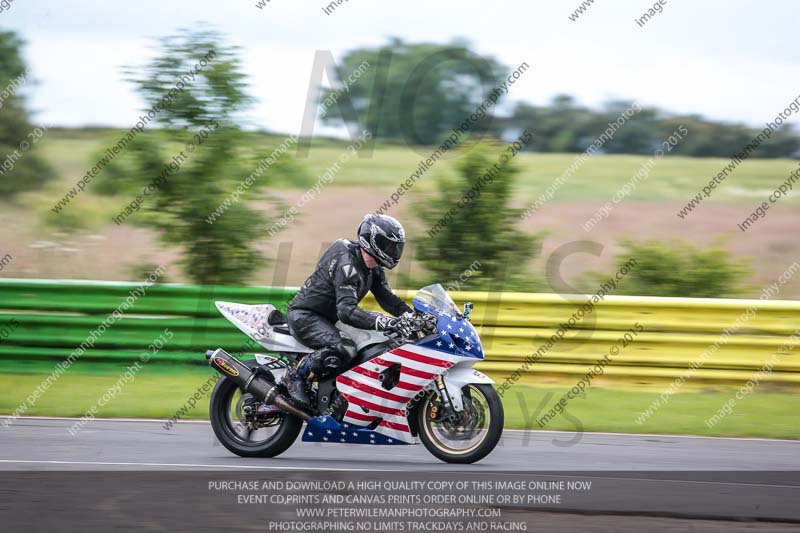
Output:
[364,291,800,388]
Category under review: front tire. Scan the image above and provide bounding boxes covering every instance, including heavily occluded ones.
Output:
[209,360,303,458]
[416,383,503,464]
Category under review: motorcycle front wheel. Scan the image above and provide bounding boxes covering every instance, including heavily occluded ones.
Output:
[416,383,504,464]
[209,360,302,458]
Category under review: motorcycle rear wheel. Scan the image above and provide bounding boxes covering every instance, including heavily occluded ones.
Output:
[417,383,503,464]
[209,360,302,458]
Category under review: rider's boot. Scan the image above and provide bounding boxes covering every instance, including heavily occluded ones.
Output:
[283,351,322,408]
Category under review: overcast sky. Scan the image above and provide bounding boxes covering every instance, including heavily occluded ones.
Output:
[4,0,799,137]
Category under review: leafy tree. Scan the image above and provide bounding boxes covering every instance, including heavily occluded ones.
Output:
[0,31,54,197]
[590,101,660,154]
[611,239,749,298]
[321,39,508,146]
[414,141,540,290]
[91,29,307,284]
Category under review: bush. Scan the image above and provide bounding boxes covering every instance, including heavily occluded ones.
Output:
[414,140,541,291]
[612,239,749,298]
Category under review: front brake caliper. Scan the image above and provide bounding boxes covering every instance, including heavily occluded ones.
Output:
[428,399,448,421]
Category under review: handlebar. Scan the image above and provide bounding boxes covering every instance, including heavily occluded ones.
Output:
[386,311,438,342]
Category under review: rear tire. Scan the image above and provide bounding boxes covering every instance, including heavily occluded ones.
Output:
[417,384,503,464]
[209,360,303,458]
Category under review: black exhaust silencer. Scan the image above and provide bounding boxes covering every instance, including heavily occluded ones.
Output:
[207,348,310,420]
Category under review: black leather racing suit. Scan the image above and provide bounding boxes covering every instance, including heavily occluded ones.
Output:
[286,239,412,363]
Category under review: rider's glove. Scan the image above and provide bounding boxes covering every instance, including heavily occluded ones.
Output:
[375,315,410,337]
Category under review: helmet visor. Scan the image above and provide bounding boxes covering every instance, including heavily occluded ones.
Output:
[373,233,404,265]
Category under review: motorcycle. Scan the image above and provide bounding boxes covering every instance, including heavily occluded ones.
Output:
[205,283,503,464]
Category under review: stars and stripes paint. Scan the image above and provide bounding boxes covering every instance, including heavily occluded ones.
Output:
[335,343,466,444]
[301,415,406,445]
[414,301,484,359]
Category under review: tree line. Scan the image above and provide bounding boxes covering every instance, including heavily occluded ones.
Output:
[321,39,798,158]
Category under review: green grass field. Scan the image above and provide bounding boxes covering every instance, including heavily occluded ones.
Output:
[34,128,800,205]
[2,369,797,439]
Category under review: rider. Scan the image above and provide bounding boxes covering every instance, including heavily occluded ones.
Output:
[283,214,413,407]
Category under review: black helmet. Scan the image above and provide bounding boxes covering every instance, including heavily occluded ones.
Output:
[357,214,405,269]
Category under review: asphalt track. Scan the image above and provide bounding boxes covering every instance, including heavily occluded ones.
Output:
[1,416,798,471]
[1,417,799,531]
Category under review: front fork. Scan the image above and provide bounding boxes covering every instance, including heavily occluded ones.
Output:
[428,375,476,423]
[425,362,496,424]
